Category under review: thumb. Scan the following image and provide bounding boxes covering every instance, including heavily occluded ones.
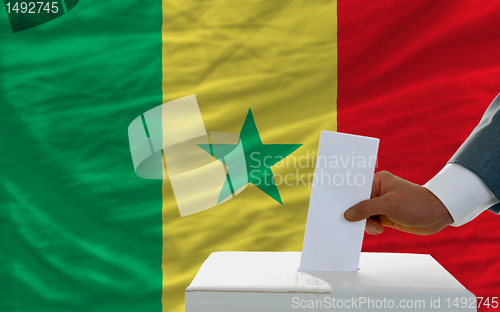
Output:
[344,196,392,222]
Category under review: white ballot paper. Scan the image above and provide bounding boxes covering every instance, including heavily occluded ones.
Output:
[299,131,379,272]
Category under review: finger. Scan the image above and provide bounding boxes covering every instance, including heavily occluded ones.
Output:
[365,217,383,235]
[344,196,391,222]
[378,215,396,229]
[370,172,383,199]
[377,215,422,234]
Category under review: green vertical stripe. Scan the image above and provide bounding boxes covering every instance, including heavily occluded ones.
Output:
[0,1,163,312]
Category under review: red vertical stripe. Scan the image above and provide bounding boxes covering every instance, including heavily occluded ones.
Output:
[338,0,500,306]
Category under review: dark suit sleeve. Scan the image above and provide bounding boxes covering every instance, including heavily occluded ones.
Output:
[449,93,500,214]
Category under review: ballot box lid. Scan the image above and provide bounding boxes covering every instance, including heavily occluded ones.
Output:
[186,251,471,293]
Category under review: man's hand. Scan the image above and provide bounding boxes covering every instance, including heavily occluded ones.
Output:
[344,171,454,235]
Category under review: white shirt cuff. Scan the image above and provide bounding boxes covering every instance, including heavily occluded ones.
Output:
[423,163,499,227]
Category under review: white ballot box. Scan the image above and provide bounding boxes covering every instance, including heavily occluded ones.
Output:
[185,251,476,312]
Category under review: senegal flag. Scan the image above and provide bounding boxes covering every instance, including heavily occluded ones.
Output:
[2,1,500,312]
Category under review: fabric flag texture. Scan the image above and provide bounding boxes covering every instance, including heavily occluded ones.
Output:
[338,1,500,304]
[1,1,500,312]
[0,1,163,311]
[161,2,336,311]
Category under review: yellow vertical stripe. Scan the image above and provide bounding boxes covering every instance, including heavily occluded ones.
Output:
[162,1,337,311]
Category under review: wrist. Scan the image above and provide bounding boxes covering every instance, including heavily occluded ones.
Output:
[422,187,453,233]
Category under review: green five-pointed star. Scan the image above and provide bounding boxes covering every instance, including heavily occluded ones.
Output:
[200,108,302,204]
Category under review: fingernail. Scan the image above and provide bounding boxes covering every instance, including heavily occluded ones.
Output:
[368,223,379,233]
[344,209,355,221]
